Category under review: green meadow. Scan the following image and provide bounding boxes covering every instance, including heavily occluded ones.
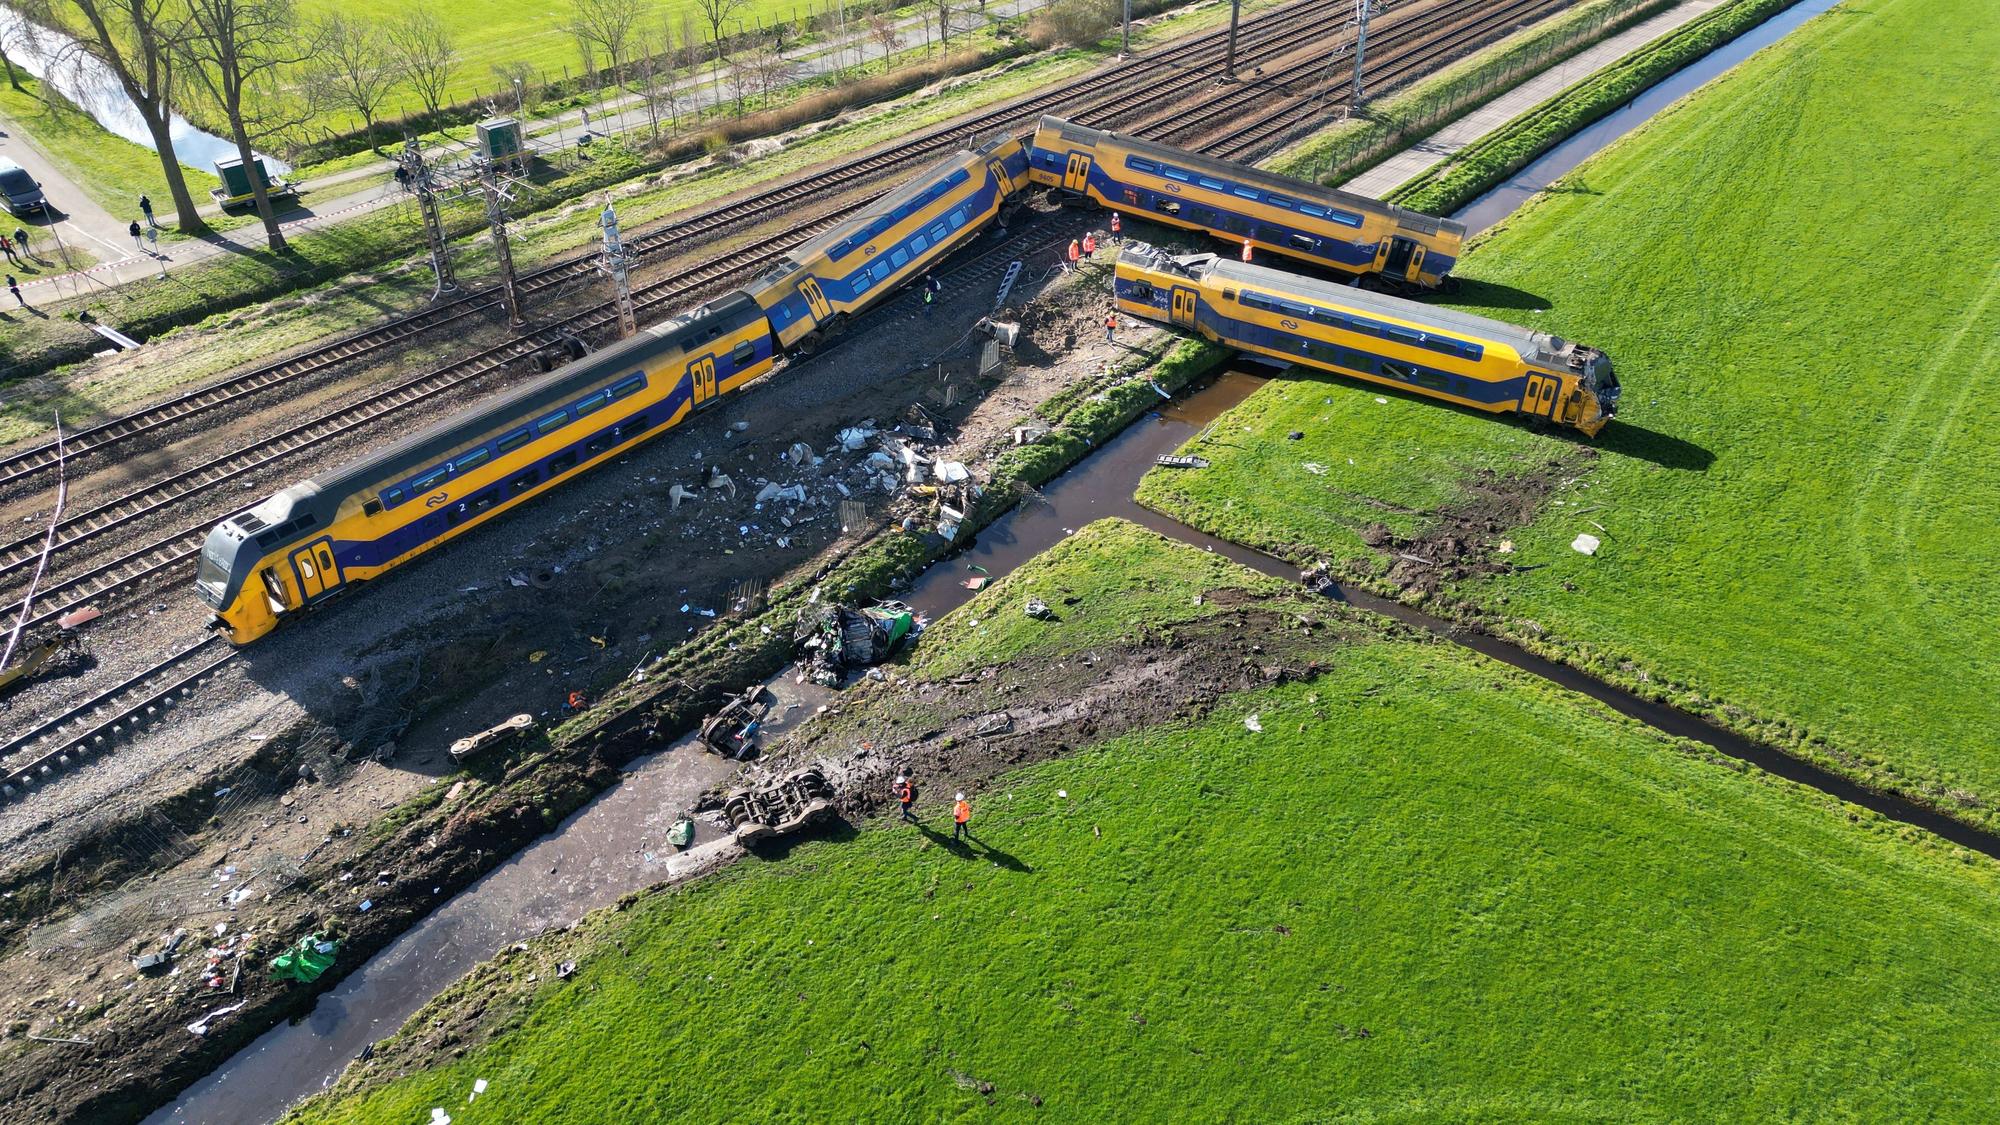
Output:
[286,522,2000,1122]
[1141,0,2000,819]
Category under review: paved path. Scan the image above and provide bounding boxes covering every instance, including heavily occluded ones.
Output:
[0,112,146,287]
[1341,0,1724,198]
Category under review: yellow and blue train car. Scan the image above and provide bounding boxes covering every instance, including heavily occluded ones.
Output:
[197,292,776,643]
[745,131,1031,351]
[1114,245,1618,435]
[1028,116,1464,290]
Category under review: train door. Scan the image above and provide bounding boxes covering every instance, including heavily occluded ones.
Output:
[1169,287,1198,329]
[988,158,1012,193]
[288,538,342,604]
[1406,245,1427,283]
[1382,237,1417,277]
[1063,152,1092,194]
[797,276,832,323]
[1521,374,1562,420]
[689,355,719,408]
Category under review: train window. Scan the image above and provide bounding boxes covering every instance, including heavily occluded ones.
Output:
[621,414,652,437]
[471,491,497,513]
[385,487,405,507]
[574,391,611,417]
[1197,176,1227,191]
[412,466,450,492]
[1153,200,1181,215]
[610,374,646,399]
[1386,327,1425,347]
[1163,167,1192,183]
[496,429,534,455]
[535,411,569,435]
[1380,361,1418,382]
[911,233,929,254]
[1281,301,1313,318]
[1289,234,1320,251]
[929,222,948,241]
[1327,209,1362,228]
[454,447,492,473]
[512,471,540,493]
[1129,282,1155,300]
[1299,203,1328,219]
[731,341,756,365]
[363,498,383,517]
[1232,186,1259,200]
[871,261,891,281]
[1267,194,1299,209]
[949,209,967,229]
[1127,157,1159,174]
[550,451,578,474]
[890,248,909,267]
[853,274,873,294]
[1222,288,1236,300]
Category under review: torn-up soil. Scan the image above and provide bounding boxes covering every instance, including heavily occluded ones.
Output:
[1368,453,1595,598]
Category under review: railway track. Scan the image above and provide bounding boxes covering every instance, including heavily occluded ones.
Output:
[0,0,1346,496]
[0,636,235,800]
[1205,0,1574,160]
[0,0,1566,796]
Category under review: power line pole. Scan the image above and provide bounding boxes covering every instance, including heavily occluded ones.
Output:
[1224,0,1241,80]
[599,198,636,339]
[400,137,456,299]
[479,162,526,330]
[1351,0,1375,107]
[1121,0,1131,55]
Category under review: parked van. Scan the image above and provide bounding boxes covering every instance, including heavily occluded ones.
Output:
[0,158,47,216]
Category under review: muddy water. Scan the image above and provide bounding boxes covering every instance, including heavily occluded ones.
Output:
[144,678,829,1125]
[1453,0,1845,235]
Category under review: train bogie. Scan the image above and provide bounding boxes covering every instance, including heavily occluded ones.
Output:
[1113,245,1617,435]
[1028,115,1464,290]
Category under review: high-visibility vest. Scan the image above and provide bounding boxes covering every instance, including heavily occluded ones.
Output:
[1110,213,1121,232]
[894,781,911,803]
[1067,241,1080,261]
[568,691,586,708]
[954,800,970,824]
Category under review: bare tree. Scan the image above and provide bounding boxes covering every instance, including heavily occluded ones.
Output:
[492,59,538,116]
[387,4,456,118]
[678,10,708,114]
[177,0,323,251]
[746,44,795,99]
[567,0,650,88]
[633,24,680,140]
[691,0,744,112]
[38,0,205,230]
[868,14,901,67]
[0,9,36,91]
[313,14,400,149]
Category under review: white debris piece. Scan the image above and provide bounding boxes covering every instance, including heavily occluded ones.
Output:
[755,482,808,503]
[1571,533,1602,556]
[1244,714,1263,733]
[1302,463,1327,475]
[934,461,970,484]
[837,427,876,451]
[788,442,817,469]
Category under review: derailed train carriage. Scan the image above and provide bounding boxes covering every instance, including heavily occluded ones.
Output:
[1027,115,1465,290]
[198,133,1031,644]
[1113,244,1618,435]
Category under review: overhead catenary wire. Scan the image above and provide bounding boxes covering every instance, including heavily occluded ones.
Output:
[1,413,66,674]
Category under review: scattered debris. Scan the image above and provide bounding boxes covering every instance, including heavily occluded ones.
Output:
[1244,714,1264,733]
[973,713,1013,736]
[1155,455,1209,470]
[837,426,876,451]
[1024,597,1052,620]
[1287,431,1304,440]
[1302,463,1327,475]
[1571,533,1602,556]
[185,1000,247,1037]
[795,601,923,686]
[449,713,536,764]
[961,576,990,590]
[1012,423,1049,445]
[270,934,339,984]
[132,929,187,974]
[667,814,696,849]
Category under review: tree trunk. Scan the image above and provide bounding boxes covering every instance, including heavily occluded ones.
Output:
[2,50,22,92]
[229,123,285,252]
[139,106,208,233]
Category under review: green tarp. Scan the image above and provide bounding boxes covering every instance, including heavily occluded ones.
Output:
[269,933,338,984]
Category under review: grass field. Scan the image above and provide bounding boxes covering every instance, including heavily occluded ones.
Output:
[1140,0,2000,818]
[0,75,218,222]
[285,521,2000,1122]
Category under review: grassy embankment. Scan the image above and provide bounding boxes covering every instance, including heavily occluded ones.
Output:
[0,74,219,225]
[1140,0,2000,818]
[286,520,2000,1122]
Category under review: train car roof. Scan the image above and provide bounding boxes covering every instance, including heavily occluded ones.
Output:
[1166,250,1564,363]
[1034,115,1464,239]
[766,133,1008,274]
[306,290,762,501]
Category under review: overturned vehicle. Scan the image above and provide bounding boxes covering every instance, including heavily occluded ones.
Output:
[795,600,923,686]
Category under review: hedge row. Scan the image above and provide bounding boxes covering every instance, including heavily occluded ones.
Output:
[1388,0,1803,215]
[1266,0,1676,188]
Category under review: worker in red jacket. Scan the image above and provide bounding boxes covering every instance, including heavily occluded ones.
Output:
[893,775,917,823]
[953,793,972,841]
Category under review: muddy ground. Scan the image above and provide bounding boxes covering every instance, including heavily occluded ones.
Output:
[0,212,1167,1123]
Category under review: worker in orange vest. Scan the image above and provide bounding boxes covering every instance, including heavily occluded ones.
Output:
[563,689,587,714]
[1081,231,1097,258]
[1109,211,1121,237]
[953,792,972,841]
[1104,311,1117,342]
[1240,238,1253,264]
[893,774,917,823]
[1064,238,1080,273]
